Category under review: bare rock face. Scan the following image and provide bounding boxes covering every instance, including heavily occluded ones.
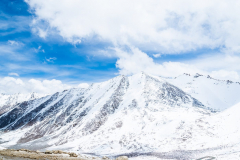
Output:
[116,156,128,160]
[52,150,64,154]
[0,149,101,160]
[69,152,78,157]
[45,150,52,154]
[0,93,46,116]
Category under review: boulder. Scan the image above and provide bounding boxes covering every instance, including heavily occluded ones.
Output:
[116,156,128,160]
[44,150,52,154]
[69,152,78,157]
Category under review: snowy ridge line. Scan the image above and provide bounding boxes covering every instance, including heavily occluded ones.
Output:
[0,95,51,131]
[0,92,47,116]
[0,72,239,159]
[165,72,240,111]
[180,73,240,84]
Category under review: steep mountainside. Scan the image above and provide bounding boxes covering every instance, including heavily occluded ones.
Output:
[0,73,239,159]
[165,73,240,111]
[0,73,211,153]
[0,92,46,115]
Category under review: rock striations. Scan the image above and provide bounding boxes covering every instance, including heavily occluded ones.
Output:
[0,72,240,159]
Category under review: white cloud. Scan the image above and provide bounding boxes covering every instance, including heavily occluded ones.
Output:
[34,27,48,39]
[34,45,45,53]
[115,47,240,81]
[115,47,203,77]
[153,53,161,58]
[25,0,240,82]
[28,79,71,94]
[211,70,240,81]
[0,77,72,95]
[26,0,240,54]
[8,73,19,77]
[77,83,89,89]
[0,43,29,61]
[8,40,20,46]
[45,57,57,63]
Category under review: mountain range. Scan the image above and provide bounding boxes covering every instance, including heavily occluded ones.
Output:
[0,72,240,159]
[0,92,46,115]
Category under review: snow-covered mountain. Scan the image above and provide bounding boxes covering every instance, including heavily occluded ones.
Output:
[0,72,239,159]
[0,92,47,115]
[165,73,240,111]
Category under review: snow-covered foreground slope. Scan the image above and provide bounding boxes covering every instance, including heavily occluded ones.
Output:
[166,73,240,111]
[203,101,240,147]
[127,102,240,159]
[0,73,239,159]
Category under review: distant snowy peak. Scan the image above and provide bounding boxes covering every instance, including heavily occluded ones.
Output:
[136,73,207,110]
[166,73,240,111]
[0,92,47,104]
[0,92,47,115]
[181,73,239,84]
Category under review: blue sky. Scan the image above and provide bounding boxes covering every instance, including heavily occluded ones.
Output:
[0,0,216,83]
[0,0,119,84]
[1,0,240,94]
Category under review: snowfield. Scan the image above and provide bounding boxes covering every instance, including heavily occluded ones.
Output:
[0,72,240,159]
[166,73,240,111]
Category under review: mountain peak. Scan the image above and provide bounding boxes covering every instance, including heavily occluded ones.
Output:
[166,73,240,111]
[0,72,238,157]
[194,73,203,78]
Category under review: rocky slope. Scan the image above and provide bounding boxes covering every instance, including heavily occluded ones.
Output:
[0,92,46,116]
[0,73,239,159]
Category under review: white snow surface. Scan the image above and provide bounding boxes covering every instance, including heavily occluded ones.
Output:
[0,73,240,159]
[166,73,240,111]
